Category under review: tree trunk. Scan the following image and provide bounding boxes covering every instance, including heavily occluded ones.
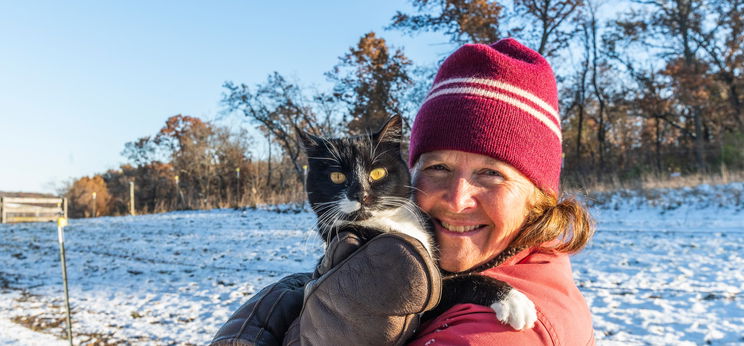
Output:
[693,106,705,171]
[655,116,662,175]
[589,11,606,174]
[727,82,744,130]
[576,102,584,163]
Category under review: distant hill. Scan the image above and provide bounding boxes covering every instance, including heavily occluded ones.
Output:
[0,191,57,198]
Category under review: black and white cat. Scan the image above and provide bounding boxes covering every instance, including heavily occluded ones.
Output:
[298,115,537,330]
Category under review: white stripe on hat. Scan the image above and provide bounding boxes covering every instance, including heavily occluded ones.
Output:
[423,85,563,142]
[428,77,560,125]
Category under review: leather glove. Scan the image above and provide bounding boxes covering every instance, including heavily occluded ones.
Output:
[283,231,442,346]
[210,232,374,346]
[210,272,312,346]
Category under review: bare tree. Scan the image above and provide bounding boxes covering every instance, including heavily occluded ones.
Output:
[603,0,717,171]
[509,0,584,57]
[389,0,504,44]
[223,73,323,181]
[586,1,609,172]
[326,32,414,135]
[626,0,708,168]
[691,0,744,131]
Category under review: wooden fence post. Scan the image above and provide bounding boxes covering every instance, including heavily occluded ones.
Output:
[129,181,136,216]
[235,168,241,207]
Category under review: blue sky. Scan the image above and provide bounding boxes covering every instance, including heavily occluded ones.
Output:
[0,1,454,193]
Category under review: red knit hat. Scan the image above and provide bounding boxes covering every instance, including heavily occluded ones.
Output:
[409,38,562,195]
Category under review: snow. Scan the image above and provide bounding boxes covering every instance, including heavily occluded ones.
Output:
[1,184,742,345]
[0,316,65,346]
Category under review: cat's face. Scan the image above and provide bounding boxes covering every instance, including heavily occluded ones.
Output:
[300,116,411,233]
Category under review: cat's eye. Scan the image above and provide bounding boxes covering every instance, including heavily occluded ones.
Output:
[369,168,387,181]
[330,172,346,184]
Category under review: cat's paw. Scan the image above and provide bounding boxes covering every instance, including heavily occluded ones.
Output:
[490,289,537,330]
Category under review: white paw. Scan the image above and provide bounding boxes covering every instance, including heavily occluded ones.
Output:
[490,289,537,330]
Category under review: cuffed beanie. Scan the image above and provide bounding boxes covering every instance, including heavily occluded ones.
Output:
[409,38,562,195]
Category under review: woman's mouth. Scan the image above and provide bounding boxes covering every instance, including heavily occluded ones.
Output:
[438,220,487,233]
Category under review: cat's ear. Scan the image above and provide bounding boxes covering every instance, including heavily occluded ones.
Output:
[296,127,322,153]
[374,115,403,144]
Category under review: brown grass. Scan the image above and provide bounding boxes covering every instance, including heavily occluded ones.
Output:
[10,311,161,345]
[562,169,744,195]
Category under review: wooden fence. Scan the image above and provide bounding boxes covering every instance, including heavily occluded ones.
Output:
[0,197,67,223]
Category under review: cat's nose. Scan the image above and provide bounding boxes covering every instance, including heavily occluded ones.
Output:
[360,192,371,206]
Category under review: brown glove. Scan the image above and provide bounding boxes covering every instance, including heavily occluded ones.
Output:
[283,231,442,346]
[210,272,312,346]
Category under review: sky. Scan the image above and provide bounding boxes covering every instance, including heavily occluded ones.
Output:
[0,1,454,193]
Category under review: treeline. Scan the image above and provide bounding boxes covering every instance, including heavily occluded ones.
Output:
[64,115,304,217]
[63,0,743,217]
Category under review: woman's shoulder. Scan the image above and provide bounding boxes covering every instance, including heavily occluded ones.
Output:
[489,248,595,344]
[489,247,578,289]
[409,249,595,345]
[409,303,556,345]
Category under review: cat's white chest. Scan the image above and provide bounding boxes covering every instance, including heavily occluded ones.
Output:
[355,207,434,257]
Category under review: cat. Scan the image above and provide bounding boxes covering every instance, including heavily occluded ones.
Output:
[298,115,537,331]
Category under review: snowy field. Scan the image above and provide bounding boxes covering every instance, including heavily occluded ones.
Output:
[1,183,742,345]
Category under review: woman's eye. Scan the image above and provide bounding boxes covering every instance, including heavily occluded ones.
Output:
[481,169,503,177]
[330,172,346,184]
[420,163,450,178]
[478,169,505,184]
[425,164,448,171]
[369,167,387,181]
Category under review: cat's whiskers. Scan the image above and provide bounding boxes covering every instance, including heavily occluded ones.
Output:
[378,196,429,228]
[312,205,337,216]
[312,200,339,209]
[316,206,339,225]
[328,210,346,243]
[379,195,411,205]
[300,224,321,253]
[307,156,340,164]
[365,132,378,166]
[370,132,385,166]
[314,202,335,219]
[316,210,340,242]
[371,148,393,165]
[322,140,343,164]
[405,184,428,195]
[314,195,350,242]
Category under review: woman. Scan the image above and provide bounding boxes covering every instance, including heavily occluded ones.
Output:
[212,38,595,345]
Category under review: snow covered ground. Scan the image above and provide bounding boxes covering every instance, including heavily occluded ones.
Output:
[1,183,742,345]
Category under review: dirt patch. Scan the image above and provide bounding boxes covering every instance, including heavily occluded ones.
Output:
[8,292,150,345]
[11,313,132,345]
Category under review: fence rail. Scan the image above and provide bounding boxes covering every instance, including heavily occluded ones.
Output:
[0,197,67,223]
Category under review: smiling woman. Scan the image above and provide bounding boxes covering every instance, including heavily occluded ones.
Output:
[402,38,596,345]
[212,38,596,346]
[412,150,594,273]
[413,150,539,272]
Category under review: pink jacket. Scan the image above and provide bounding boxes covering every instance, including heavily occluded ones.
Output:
[409,248,595,345]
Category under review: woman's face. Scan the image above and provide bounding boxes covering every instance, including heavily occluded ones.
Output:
[412,150,536,272]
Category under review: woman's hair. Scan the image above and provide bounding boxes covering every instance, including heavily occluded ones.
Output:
[509,189,595,254]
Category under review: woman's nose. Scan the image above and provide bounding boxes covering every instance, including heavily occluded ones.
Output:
[443,177,477,212]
